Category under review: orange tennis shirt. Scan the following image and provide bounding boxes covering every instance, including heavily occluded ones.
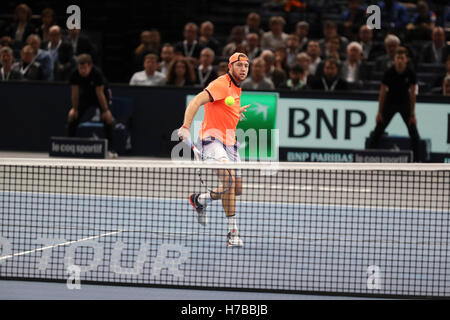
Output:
[199,72,241,146]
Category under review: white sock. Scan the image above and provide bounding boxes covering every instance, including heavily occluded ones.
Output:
[227,215,238,233]
[198,192,213,206]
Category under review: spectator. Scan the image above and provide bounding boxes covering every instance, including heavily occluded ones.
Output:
[358,25,383,61]
[420,27,449,64]
[295,52,313,84]
[286,34,301,68]
[195,47,217,88]
[306,40,322,76]
[0,36,13,50]
[4,4,35,50]
[340,41,365,89]
[279,64,309,90]
[342,0,367,40]
[53,41,77,82]
[243,12,264,39]
[406,0,436,39]
[442,75,450,96]
[284,0,307,12]
[175,22,203,68]
[129,53,166,86]
[216,61,228,76]
[0,46,22,81]
[136,30,160,55]
[377,0,409,29]
[375,34,401,73]
[67,28,97,63]
[274,45,289,74]
[37,8,56,43]
[245,32,262,62]
[241,57,275,90]
[222,26,246,57]
[295,21,310,52]
[11,44,44,80]
[323,36,343,61]
[233,43,248,56]
[309,58,348,91]
[67,54,117,158]
[158,43,175,77]
[44,25,63,67]
[199,21,221,56]
[318,20,349,59]
[262,0,286,11]
[26,34,53,81]
[166,57,196,87]
[367,47,420,161]
[260,49,286,88]
[431,55,450,91]
[261,16,288,51]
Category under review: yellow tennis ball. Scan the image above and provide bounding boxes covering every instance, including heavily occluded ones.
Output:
[225,96,235,106]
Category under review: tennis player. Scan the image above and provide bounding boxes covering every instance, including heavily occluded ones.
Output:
[178,52,250,247]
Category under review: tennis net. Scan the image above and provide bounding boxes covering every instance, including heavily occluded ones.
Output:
[0,158,449,298]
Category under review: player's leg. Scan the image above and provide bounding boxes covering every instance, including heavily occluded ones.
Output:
[234,177,242,196]
[100,107,117,157]
[189,139,229,226]
[399,107,420,161]
[225,141,242,196]
[67,105,86,137]
[223,141,242,246]
[367,105,396,149]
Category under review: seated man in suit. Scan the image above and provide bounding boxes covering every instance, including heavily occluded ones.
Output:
[0,46,23,81]
[309,58,348,91]
[11,44,44,80]
[66,28,97,63]
[340,41,367,89]
[420,26,449,64]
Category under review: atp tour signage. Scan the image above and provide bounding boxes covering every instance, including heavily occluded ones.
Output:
[278,98,450,161]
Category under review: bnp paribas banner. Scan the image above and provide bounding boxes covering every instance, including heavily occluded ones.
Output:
[187,93,449,162]
[187,92,279,161]
[277,98,450,154]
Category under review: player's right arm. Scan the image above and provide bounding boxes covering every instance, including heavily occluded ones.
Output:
[376,83,387,124]
[178,90,211,140]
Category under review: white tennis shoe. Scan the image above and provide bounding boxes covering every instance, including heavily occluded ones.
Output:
[227,229,243,247]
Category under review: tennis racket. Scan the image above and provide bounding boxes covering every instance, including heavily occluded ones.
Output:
[184,138,233,196]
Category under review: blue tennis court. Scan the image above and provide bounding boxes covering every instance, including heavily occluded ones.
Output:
[1,176,449,299]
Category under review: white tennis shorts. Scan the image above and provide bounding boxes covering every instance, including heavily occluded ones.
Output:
[196,137,241,177]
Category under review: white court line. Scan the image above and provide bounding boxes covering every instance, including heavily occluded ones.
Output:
[0,230,123,262]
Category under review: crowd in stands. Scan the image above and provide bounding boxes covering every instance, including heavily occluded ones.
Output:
[1,1,450,96]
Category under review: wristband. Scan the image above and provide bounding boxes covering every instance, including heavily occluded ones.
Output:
[182,125,190,129]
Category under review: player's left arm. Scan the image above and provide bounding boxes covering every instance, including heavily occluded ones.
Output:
[409,84,417,125]
[239,104,251,120]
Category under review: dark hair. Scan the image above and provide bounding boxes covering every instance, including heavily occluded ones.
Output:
[77,53,93,65]
[166,57,196,85]
[324,57,339,68]
[290,64,304,74]
[144,53,159,61]
[395,46,408,57]
[14,3,32,22]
